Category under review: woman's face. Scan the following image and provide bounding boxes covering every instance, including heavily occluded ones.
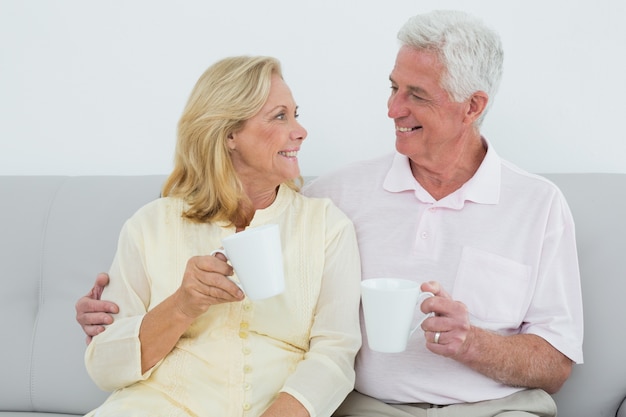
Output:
[228,74,307,190]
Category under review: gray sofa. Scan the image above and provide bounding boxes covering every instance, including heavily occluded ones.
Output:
[1,174,625,417]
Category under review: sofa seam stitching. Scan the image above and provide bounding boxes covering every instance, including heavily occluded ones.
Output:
[29,176,68,411]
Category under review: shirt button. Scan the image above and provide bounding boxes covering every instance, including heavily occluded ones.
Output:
[243,365,252,373]
[243,403,251,411]
[421,231,429,239]
[244,383,252,391]
[242,346,251,355]
[240,322,249,329]
[239,331,248,339]
[243,303,253,311]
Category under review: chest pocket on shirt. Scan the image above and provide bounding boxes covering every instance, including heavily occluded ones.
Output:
[452,246,532,329]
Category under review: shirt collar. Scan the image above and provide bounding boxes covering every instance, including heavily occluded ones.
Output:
[383,137,501,208]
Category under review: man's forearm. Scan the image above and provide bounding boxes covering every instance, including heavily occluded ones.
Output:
[457,328,573,393]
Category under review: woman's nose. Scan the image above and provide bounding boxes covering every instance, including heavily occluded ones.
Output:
[292,121,307,141]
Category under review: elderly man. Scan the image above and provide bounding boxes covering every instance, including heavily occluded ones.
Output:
[77,10,583,417]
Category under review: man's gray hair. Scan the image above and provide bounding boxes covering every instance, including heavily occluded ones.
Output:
[398,10,504,124]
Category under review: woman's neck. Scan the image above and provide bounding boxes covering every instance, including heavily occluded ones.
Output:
[234,184,279,231]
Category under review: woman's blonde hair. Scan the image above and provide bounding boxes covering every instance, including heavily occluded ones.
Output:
[162,56,301,226]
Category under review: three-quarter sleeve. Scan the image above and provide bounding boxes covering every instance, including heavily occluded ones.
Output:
[84,216,154,391]
[281,203,362,417]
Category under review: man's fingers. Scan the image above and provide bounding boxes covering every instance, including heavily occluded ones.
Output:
[78,312,114,326]
[83,324,107,338]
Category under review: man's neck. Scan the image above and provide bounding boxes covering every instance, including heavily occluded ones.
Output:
[409,136,487,201]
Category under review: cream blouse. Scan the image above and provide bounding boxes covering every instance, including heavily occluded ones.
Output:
[84,185,362,417]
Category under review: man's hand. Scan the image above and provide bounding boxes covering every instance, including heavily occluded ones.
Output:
[419,280,572,393]
[75,272,119,344]
[420,280,473,358]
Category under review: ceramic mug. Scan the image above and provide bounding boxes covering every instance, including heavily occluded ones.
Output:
[211,224,285,300]
[361,278,434,353]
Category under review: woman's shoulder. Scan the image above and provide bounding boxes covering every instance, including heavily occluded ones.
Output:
[291,187,354,227]
[126,196,186,226]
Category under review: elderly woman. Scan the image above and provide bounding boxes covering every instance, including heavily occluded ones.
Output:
[83,56,362,417]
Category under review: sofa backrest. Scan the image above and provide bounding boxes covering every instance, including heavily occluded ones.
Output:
[0,173,625,416]
[0,175,166,415]
[545,173,626,415]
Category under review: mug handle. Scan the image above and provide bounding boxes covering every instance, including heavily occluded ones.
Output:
[209,249,243,291]
[210,248,226,257]
[409,291,435,335]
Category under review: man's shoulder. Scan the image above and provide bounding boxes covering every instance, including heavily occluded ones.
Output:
[303,153,395,198]
[500,159,563,195]
[498,160,572,217]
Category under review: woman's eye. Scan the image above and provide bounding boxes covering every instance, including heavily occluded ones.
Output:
[276,113,286,120]
[294,112,300,119]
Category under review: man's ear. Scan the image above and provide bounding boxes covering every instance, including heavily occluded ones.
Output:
[464,91,489,125]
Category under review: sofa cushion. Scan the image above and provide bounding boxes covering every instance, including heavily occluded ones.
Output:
[0,175,165,415]
[546,174,626,416]
[1,173,626,416]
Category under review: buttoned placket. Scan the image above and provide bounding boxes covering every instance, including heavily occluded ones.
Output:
[415,204,439,255]
[239,300,253,413]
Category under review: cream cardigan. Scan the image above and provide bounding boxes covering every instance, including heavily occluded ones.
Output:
[85,185,362,417]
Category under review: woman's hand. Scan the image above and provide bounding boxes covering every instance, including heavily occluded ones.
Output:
[139,253,245,373]
[173,253,245,319]
[259,392,310,417]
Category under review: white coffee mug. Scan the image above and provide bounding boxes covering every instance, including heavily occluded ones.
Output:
[211,224,285,300]
[361,278,434,353]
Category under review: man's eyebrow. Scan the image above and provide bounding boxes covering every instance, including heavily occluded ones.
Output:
[389,76,430,97]
[408,85,430,97]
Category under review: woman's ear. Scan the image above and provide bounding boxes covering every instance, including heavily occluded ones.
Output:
[227,133,236,150]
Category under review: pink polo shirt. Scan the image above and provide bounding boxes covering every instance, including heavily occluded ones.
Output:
[303,141,583,405]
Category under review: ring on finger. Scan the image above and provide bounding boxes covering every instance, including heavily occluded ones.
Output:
[434,331,441,344]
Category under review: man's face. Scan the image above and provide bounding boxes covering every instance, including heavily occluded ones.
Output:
[388,46,472,162]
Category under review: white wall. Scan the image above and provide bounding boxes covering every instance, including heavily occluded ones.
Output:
[1,0,625,176]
